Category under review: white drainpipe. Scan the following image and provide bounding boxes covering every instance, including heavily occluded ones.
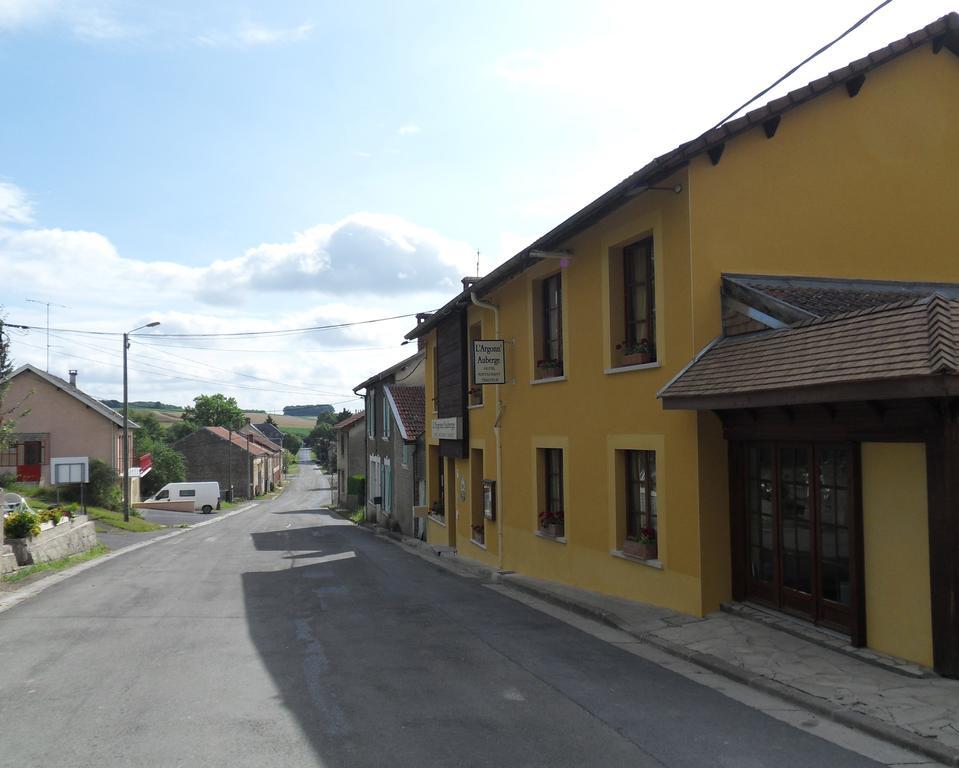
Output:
[470,291,505,571]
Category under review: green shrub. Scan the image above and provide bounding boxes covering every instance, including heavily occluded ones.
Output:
[0,472,16,486]
[4,509,40,539]
[347,475,365,500]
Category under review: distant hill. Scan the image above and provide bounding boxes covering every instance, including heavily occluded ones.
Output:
[102,400,181,411]
[283,404,334,417]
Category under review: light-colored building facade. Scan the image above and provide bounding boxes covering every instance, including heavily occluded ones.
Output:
[0,364,139,497]
[406,14,959,677]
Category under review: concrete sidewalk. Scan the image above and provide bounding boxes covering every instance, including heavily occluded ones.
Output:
[385,531,959,767]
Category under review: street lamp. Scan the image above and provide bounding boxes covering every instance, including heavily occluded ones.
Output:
[123,321,160,523]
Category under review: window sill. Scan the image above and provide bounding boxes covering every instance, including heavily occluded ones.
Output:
[467,402,485,410]
[535,530,567,544]
[530,375,567,385]
[604,361,661,375]
[611,550,663,569]
[428,514,447,527]
[470,537,487,549]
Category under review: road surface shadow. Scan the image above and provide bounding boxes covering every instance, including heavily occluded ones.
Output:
[241,524,880,768]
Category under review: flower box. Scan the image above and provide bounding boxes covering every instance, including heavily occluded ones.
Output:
[623,539,657,560]
[544,522,565,538]
[621,351,653,366]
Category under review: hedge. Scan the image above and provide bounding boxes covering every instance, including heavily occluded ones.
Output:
[347,475,365,500]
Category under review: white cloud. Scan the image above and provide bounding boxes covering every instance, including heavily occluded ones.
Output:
[0,1,137,40]
[397,124,421,136]
[0,186,469,409]
[196,21,313,48]
[0,181,34,225]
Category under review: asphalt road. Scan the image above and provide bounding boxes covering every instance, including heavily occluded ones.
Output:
[0,467,884,768]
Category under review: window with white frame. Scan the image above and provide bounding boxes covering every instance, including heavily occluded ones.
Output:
[383,458,392,513]
[369,455,381,501]
[382,392,391,439]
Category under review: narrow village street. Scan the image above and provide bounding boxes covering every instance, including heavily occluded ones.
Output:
[0,464,908,768]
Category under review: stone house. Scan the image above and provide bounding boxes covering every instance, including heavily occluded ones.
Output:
[174,426,270,500]
[333,411,365,509]
[355,351,426,535]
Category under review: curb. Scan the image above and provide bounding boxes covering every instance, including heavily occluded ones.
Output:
[0,502,257,617]
[499,576,959,767]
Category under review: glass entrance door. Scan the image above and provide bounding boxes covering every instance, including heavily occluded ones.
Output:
[744,442,853,633]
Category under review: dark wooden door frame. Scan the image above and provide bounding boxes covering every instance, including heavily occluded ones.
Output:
[730,439,865,645]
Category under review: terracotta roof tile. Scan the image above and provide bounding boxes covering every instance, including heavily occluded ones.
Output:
[386,386,425,441]
[333,411,365,430]
[206,426,269,455]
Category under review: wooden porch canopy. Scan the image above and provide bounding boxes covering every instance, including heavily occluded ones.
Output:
[658,293,959,678]
[659,293,959,411]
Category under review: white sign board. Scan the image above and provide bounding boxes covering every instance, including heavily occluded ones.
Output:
[472,339,506,385]
[431,417,463,440]
[51,456,89,484]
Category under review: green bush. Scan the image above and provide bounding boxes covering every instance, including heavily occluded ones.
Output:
[0,471,16,486]
[347,475,365,500]
[4,508,40,539]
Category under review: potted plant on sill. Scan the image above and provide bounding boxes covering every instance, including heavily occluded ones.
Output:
[623,527,657,560]
[616,338,653,367]
[536,359,563,378]
[538,511,565,538]
[471,523,485,544]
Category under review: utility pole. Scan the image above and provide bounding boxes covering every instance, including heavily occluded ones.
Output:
[246,432,252,499]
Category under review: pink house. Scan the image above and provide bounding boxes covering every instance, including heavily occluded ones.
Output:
[0,364,138,494]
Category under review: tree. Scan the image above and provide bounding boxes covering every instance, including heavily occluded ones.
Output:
[281,430,303,456]
[130,409,164,442]
[181,394,245,430]
[166,419,199,444]
[0,313,28,451]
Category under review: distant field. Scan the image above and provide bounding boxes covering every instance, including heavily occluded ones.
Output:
[145,409,314,433]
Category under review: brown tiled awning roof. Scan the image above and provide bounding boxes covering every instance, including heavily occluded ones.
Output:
[723,274,959,322]
[407,13,959,341]
[659,295,959,410]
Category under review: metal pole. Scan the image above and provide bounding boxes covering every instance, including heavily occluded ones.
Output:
[228,428,233,502]
[246,433,251,499]
[122,332,130,523]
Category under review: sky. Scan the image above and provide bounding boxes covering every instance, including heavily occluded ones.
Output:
[0,0,954,412]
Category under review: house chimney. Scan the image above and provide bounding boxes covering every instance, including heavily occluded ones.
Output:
[68,370,78,387]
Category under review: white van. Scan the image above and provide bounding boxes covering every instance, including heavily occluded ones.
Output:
[146,482,221,513]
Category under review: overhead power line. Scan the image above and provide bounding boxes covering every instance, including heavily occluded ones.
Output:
[5,310,429,339]
[708,0,896,131]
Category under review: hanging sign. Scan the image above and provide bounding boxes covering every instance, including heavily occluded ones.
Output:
[472,339,506,385]
[432,417,463,440]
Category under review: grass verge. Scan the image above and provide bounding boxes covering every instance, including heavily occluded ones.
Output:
[349,509,364,524]
[85,507,164,532]
[2,544,109,583]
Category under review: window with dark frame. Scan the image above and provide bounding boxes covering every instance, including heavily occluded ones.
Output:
[623,237,655,360]
[436,454,445,516]
[625,450,657,539]
[541,273,563,376]
[542,448,564,527]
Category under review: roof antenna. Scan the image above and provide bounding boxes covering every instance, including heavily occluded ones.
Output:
[476,249,481,278]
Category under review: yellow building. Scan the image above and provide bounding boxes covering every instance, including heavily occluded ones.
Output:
[405,14,959,678]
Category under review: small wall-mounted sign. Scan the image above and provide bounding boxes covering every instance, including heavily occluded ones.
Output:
[432,416,463,440]
[459,475,467,501]
[472,339,506,385]
[483,479,496,520]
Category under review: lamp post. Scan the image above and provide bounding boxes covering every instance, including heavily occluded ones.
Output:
[123,321,160,523]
